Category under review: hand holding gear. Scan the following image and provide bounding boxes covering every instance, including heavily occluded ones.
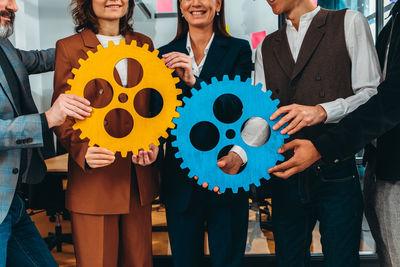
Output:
[171,75,289,193]
[66,40,182,157]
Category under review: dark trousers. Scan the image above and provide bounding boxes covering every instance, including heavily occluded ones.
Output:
[166,187,249,267]
[272,159,363,267]
[0,194,57,267]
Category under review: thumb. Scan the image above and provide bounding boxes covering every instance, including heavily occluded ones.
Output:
[278,140,298,154]
[217,158,227,168]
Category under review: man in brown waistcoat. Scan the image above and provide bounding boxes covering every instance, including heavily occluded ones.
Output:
[221,0,381,266]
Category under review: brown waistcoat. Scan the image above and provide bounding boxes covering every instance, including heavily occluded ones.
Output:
[52,29,160,215]
[262,8,353,141]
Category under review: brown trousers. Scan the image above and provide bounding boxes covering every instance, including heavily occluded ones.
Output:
[70,181,153,267]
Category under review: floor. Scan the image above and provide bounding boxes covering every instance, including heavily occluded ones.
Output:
[31,200,375,267]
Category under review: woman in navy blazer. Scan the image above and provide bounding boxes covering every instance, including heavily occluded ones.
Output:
[158,0,252,266]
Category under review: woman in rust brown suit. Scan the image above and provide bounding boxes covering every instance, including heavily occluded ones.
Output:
[51,0,159,266]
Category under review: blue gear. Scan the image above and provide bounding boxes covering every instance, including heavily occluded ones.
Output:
[171,75,289,193]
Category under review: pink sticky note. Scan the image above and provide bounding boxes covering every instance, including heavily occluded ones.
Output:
[312,0,318,5]
[251,31,267,49]
[157,0,173,13]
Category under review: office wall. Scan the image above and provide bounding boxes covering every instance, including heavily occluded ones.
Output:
[12,0,277,112]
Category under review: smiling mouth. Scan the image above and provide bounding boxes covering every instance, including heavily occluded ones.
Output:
[105,5,122,8]
[190,11,206,16]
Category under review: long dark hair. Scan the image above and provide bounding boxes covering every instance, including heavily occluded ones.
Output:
[173,0,230,41]
[71,0,135,35]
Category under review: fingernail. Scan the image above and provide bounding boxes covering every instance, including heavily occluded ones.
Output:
[278,148,282,153]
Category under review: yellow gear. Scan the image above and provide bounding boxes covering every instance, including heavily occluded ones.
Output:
[66,39,182,157]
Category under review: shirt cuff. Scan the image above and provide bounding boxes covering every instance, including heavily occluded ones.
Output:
[319,101,343,124]
[230,145,248,164]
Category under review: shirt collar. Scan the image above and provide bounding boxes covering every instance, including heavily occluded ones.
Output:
[186,32,215,57]
[286,6,321,28]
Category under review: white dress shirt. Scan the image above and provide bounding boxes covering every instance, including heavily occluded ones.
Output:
[186,33,215,77]
[232,7,381,163]
[96,34,128,87]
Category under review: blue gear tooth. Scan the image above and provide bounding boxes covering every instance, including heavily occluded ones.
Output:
[273,99,280,106]
[277,154,285,161]
[171,140,179,147]
[191,88,198,96]
[172,76,288,194]
[170,129,177,136]
[180,161,188,169]
[222,75,230,81]
[219,187,226,194]
[211,77,219,83]
[182,96,189,104]
[172,117,179,125]
[245,77,252,84]
[176,106,183,114]
[255,83,263,90]
[243,184,249,192]
[266,90,273,97]
[231,186,239,194]
[200,81,208,88]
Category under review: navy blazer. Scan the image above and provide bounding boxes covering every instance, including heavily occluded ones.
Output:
[158,35,252,212]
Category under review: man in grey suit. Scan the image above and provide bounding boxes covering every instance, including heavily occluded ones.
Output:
[0,0,92,266]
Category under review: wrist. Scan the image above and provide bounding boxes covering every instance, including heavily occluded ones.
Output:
[44,110,54,129]
[188,76,196,88]
[316,105,327,122]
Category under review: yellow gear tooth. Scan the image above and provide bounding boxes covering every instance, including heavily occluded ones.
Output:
[173,111,180,117]
[142,43,150,50]
[169,68,174,74]
[176,100,183,106]
[69,40,182,156]
[173,77,180,85]
[169,122,176,129]
[119,39,126,45]
[154,139,160,146]
[88,140,95,146]
[108,40,115,47]
[78,58,85,66]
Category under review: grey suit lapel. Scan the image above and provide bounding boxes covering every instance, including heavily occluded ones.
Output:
[0,39,20,114]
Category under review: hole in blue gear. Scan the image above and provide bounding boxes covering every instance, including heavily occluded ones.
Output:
[240,117,271,147]
[190,121,219,151]
[226,129,235,139]
[213,94,243,124]
[217,145,247,175]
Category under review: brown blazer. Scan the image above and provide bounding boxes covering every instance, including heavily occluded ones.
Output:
[52,29,159,215]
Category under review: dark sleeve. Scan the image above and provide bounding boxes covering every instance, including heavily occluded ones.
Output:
[231,40,252,80]
[17,48,55,74]
[40,113,49,134]
[312,37,400,163]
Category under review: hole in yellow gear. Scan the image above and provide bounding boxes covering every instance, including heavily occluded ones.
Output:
[134,88,163,118]
[113,58,143,88]
[104,108,134,138]
[83,78,113,109]
[118,93,128,103]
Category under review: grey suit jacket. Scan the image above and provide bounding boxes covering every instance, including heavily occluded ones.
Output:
[0,38,54,223]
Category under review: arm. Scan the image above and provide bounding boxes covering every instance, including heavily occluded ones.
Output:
[0,113,43,151]
[271,11,381,135]
[52,40,90,170]
[17,48,55,74]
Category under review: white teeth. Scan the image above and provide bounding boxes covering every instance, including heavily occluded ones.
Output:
[191,11,205,15]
